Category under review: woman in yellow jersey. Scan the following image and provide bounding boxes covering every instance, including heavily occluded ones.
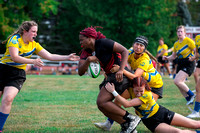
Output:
[163,25,196,106]
[156,37,172,78]
[94,36,163,131]
[187,34,200,118]
[106,77,200,133]
[0,21,79,132]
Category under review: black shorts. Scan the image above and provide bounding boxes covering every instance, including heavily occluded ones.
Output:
[176,58,195,76]
[99,73,130,95]
[142,105,175,132]
[157,56,168,64]
[0,63,26,91]
[172,58,178,69]
[196,60,200,68]
[151,86,163,99]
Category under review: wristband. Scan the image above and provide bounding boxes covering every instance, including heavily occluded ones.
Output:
[112,90,119,97]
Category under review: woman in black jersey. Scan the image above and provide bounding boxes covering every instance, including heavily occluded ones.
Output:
[78,26,140,133]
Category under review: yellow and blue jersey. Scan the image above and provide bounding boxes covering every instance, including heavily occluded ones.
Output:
[128,88,159,119]
[128,47,163,88]
[173,37,195,59]
[195,35,200,59]
[0,34,43,70]
[157,44,168,56]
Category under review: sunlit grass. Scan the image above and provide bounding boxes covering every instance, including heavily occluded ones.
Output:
[2,75,198,133]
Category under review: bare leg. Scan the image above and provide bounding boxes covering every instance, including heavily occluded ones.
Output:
[97,86,126,124]
[155,123,196,133]
[164,63,171,75]
[174,70,189,97]
[194,68,200,84]
[0,86,19,114]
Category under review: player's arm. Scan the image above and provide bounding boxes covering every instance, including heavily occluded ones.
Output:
[123,68,144,80]
[113,42,129,82]
[9,47,44,67]
[105,82,143,107]
[37,49,79,61]
[111,64,144,80]
[163,51,176,61]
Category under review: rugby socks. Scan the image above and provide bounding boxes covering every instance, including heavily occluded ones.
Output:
[123,111,129,120]
[107,118,114,125]
[173,74,176,79]
[194,102,200,112]
[0,112,9,131]
[185,90,194,101]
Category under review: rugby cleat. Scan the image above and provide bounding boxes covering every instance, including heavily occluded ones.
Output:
[186,94,196,105]
[120,114,141,133]
[187,110,200,118]
[94,120,112,131]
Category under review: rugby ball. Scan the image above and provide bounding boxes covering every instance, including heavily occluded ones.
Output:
[87,62,101,78]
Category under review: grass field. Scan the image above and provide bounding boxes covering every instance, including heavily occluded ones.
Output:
[2,74,198,133]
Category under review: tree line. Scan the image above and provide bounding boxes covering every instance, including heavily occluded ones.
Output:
[0,0,196,56]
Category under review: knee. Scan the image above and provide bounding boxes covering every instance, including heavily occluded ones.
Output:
[174,79,179,86]
[2,95,15,106]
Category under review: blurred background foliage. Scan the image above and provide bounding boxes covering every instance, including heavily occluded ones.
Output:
[0,0,199,56]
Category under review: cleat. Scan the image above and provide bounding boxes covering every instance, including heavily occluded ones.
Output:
[120,114,141,133]
[187,111,200,118]
[186,94,196,105]
[94,120,112,131]
[169,74,173,78]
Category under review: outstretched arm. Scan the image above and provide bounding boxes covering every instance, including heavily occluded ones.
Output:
[105,82,143,107]
[37,49,80,61]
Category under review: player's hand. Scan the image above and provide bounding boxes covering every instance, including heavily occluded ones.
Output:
[116,70,123,82]
[67,53,80,61]
[110,64,120,73]
[189,56,195,62]
[162,56,167,60]
[105,82,115,93]
[86,56,99,63]
[33,58,44,67]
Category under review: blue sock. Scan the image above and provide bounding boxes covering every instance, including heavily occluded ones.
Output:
[173,74,176,79]
[0,112,9,131]
[194,102,200,112]
[196,130,200,133]
[108,118,114,125]
[187,90,194,97]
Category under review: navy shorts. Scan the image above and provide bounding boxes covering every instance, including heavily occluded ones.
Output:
[142,105,175,132]
[0,63,26,91]
[176,58,195,76]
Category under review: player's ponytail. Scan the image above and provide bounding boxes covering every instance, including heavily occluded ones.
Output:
[2,21,38,44]
[144,49,159,64]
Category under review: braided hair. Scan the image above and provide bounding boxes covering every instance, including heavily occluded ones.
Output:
[79,26,106,40]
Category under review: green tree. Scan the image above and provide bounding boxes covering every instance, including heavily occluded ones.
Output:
[0,0,59,53]
[56,0,179,55]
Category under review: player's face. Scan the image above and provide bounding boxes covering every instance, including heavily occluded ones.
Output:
[23,26,38,43]
[177,28,186,39]
[133,43,145,54]
[79,35,90,49]
[133,85,145,98]
[159,40,164,45]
